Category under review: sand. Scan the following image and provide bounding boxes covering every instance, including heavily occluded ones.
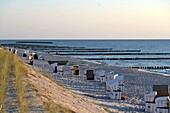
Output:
[16,49,170,113]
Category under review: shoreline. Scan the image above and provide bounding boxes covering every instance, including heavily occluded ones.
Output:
[138,69,170,77]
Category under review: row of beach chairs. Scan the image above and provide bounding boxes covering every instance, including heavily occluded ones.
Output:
[7,48,125,100]
[145,85,170,113]
[53,65,125,100]
[95,70,125,100]
[2,47,18,54]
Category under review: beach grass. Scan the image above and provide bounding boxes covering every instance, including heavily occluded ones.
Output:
[44,101,75,113]
[0,49,28,112]
[13,54,28,113]
[0,49,74,112]
[0,50,10,111]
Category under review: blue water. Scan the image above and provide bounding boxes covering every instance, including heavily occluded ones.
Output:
[52,40,170,68]
[1,40,170,75]
[52,40,170,52]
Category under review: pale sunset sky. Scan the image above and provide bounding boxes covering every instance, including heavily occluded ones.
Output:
[0,0,170,39]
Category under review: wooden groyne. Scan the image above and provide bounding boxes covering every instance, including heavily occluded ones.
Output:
[84,58,170,60]
[57,52,170,56]
[47,50,141,53]
[128,66,170,69]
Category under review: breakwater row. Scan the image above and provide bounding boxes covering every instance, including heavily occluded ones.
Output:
[128,66,170,69]
[56,52,170,55]
[84,58,170,60]
[43,50,141,52]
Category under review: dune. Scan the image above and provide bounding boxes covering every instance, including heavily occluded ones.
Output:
[0,49,108,113]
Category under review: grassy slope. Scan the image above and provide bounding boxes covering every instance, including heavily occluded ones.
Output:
[0,49,107,113]
[0,49,75,113]
[0,50,10,111]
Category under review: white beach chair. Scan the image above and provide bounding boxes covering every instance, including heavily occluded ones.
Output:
[108,82,122,100]
[109,90,122,100]
[145,91,157,113]
[106,73,118,80]
[155,96,170,113]
[57,66,64,76]
[14,49,18,54]
[106,80,119,93]
[95,70,105,81]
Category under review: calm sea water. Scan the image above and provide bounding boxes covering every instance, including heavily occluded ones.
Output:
[1,40,170,75]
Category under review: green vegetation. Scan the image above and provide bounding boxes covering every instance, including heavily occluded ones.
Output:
[45,101,75,113]
[0,50,10,111]
[13,54,28,113]
[0,49,28,112]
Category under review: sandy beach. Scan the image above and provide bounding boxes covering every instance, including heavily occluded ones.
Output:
[13,48,170,113]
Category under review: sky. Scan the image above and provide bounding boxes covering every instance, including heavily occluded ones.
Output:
[0,0,170,39]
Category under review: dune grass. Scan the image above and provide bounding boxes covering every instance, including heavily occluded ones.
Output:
[45,101,75,113]
[13,54,28,113]
[0,50,10,111]
[0,49,85,113]
[0,50,28,112]
[0,49,72,112]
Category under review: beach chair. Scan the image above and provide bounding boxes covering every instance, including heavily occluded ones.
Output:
[145,91,157,113]
[23,53,27,57]
[54,66,58,73]
[106,73,118,80]
[108,82,122,100]
[153,85,169,97]
[107,75,124,99]
[9,48,13,53]
[116,76,124,92]
[95,70,105,81]
[23,50,28,57]
[145,85,169,113]
[33,53,38,60]
[109,75,124,92]
[14,49,17,54]
[54,65,64,76]
[108,90,122,100]
[106,80,119,93]
[12,48,15,54]
[155,96,170,113]
[153,85,169,113]
[100,75,106,82]
[72,65,79,75]
[39,55,44,60]
[85,70,95,80]
[29,54,33,65]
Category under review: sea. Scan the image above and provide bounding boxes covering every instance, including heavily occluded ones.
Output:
[1,39,170,75]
